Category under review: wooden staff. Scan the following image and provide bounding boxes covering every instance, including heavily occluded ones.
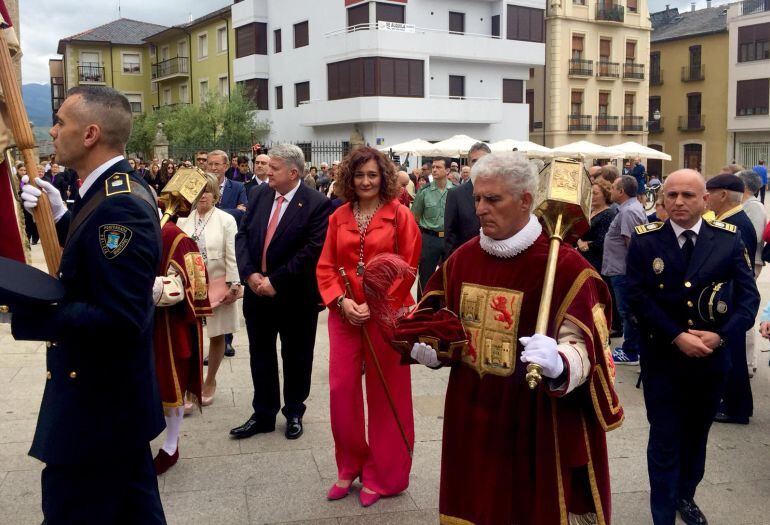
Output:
[0,30,60,275]
[339,267,413,458]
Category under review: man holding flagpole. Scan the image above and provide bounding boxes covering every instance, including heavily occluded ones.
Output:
[13,85,167,523]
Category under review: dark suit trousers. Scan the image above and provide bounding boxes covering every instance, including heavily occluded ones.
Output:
[243,291,318,421]
[642,358,726,525]
[721,340,753,419]
[41,444,165,525]
[418,232,445,297]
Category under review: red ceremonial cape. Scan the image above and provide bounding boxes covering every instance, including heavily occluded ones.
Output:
[423,235,623,525]
[0,161,25,262]
[154,222,211,412]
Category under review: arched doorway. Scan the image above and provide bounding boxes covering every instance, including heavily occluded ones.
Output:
[683,143,703,172]
[647,144,663,178]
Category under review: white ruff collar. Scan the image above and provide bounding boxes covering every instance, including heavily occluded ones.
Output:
[479,215,542,258]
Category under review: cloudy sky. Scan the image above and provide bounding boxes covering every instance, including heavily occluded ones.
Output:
[20,0,229,84]
[19,0,730,85]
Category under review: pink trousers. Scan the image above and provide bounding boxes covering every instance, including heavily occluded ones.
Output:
[328,310,414,496]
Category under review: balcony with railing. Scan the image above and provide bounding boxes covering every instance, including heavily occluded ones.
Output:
[650,70,663,86]
[78,64,105,84]
[568,114,592,132]
[568,58,593,77]
[623,62,645,80]
[622,116,644,132]
[596,115,619,132]
[152,57,190,81]
[648,117,664,133]
[596,61,620,79]
[681,64,705,82]
[678,114,705,131]
[741,0,770,15]
[596,3,625,22]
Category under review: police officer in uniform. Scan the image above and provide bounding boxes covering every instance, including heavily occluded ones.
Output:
[626,169,759,525]
[15,86,166,524]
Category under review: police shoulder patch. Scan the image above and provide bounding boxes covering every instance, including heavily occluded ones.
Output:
[706,220,737,233]
[105,173,132,197]
[99,224,132,259]
[635,221,663,235]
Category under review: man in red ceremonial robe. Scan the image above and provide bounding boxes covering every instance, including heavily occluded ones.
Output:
[410,153,624,525]
[151,221,211,474]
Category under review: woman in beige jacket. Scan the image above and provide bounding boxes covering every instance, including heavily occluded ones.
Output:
[179,174,240,405]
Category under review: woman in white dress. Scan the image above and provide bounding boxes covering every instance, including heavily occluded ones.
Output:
[179,174,241,405]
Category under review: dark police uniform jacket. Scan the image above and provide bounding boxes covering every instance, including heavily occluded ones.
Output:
[12,159,164,466]
[626,219,759,371]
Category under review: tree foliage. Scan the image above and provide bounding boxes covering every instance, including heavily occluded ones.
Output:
[126,86,270,158]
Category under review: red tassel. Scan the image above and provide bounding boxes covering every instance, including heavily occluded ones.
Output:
[363,253,416,329]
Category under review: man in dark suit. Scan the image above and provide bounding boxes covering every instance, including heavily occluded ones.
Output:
[627,169,759,525]
[706,173,757,425]
[231,143,331,441]
[16,86,166,524]
[208,149,248,356]
[209,149,248,224]
[444,142,490,256]
[245,153,270,199]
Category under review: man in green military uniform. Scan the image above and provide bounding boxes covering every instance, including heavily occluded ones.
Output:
[412,157,454,295]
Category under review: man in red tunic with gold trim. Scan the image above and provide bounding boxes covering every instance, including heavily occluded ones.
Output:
[151,221,211,474]
[407,153,624,525]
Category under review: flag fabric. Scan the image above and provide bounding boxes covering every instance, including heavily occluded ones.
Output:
[0,0,26,263]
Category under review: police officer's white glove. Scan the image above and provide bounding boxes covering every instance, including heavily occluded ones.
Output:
[411,342,441,368]
[152,276,164,305]
[20,177,67,222]
[519,334,564,379]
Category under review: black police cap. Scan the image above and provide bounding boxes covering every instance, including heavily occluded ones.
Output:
[696,281,732,326]
[706,174,745,193]
[0,257,65,312]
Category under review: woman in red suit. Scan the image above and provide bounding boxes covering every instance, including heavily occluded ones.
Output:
[317,147,421,507]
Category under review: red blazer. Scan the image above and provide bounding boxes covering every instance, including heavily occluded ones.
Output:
[317,199,421,308]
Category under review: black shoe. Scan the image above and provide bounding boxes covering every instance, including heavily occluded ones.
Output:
[678,499,708,525]
[224,344,235,357]
[285,416,303,440]
[203,355,208,366]
[229,417,275,439]
[714,412,749,425]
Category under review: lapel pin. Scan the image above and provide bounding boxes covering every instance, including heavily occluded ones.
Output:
[298,202,303,208]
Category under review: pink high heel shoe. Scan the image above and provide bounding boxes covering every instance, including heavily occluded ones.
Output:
[358,487,380,507]
[327,480,353,501]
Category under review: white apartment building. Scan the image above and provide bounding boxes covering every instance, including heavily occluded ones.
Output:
[727,0,770,166]
[231,0,545,153]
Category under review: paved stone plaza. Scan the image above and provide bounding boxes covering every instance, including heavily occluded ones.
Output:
[1,245,769,524]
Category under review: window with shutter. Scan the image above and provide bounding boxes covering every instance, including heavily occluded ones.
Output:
[503,79,523,103]
[599,92,610,112]
[276,86,283,109]
[379,58,395,96]
[255,78,267,110]
[274,29,282,53]
[294,21,309,48]
[376,2,405,23]
[449,12,465,34]
[571,90,583,114]
[627,0,638,12]
[295,81,310,106]
[738,23,770,62]
[363,58,377,96]
[572,35,584,59]
[449,75,465,99]
[256,23,267,55]
[347,3,370,29]
[624,93,635,116]
[507,5,544,42]
[626,41,636,62]
[600,39,611,60]
[394,59,410,96]
[492,15,501,37]
[736,78,769,115]
[327,57,424,100]
[236,25,255,58]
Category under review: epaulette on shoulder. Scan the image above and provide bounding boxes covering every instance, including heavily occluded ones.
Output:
[706,219,737,233]
[105,172,132,197]
[635,221,663,235]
